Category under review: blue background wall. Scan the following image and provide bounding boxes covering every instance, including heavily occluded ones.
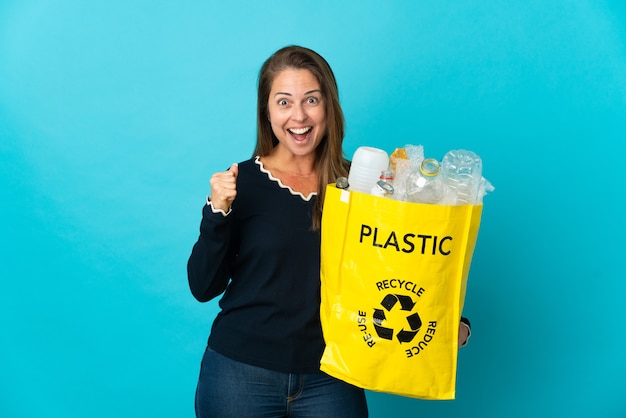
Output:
[1,1,625,417]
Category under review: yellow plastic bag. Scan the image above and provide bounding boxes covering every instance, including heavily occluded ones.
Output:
[319,185,483,400]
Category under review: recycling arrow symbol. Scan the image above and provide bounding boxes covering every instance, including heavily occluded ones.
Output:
[373,294,422,343]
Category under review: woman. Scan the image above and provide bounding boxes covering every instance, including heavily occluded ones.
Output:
[187,45,470,418]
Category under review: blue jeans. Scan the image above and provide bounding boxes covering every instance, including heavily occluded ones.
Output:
[195,347,368,418]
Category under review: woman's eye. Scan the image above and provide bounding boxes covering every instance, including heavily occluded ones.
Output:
[278,99,288,106]
[307,97,319,105]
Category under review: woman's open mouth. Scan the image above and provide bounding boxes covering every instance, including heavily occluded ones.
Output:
[288,127,312,141]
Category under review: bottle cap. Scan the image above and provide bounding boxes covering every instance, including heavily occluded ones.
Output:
[376,180,395,194]
[336,177,349,189]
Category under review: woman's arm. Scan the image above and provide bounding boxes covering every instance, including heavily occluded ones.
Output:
[459,317,471,347]
[187,202,235,302]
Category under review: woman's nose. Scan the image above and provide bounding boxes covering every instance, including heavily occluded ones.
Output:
[291,104,307,122]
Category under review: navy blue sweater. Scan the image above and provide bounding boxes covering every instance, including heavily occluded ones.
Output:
[188,157,324,373]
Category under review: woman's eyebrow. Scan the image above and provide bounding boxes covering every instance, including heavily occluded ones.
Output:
[273,89,321,97]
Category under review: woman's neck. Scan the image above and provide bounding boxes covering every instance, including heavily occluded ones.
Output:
[262,148,317,177]
[260,151,318,195]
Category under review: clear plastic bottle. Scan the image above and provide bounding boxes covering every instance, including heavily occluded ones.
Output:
[405,158,443,204]
[441,149,482,205]
[370,170,395,197]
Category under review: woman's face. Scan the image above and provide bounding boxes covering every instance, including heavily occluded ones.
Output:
[267,68,327,158]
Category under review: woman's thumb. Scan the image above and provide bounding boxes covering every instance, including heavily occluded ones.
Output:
[229,162,239,178]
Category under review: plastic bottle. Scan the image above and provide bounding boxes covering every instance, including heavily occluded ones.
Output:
[370,170,395,197]
[441,149,482,205]
[348,146,390,193]
[405,158,443,204]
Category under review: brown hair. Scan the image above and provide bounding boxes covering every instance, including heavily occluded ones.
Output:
[254,45,349,230]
